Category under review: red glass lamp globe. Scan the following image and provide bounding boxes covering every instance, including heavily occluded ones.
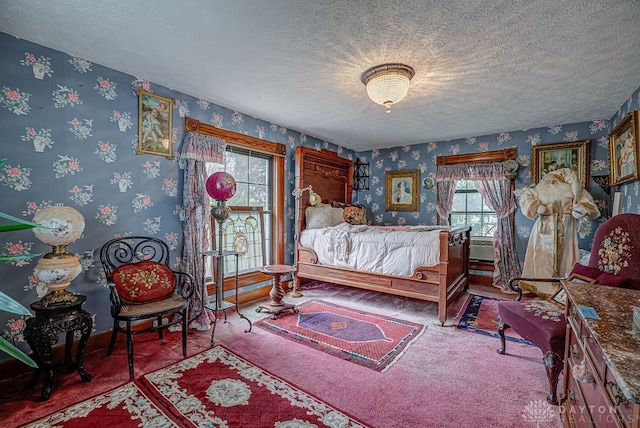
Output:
[206,172,237,202]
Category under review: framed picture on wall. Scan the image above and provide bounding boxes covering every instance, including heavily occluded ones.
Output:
[137,88,174,159]
[385,170,420,212]
[531,140,590,187]
[608,110,639,186]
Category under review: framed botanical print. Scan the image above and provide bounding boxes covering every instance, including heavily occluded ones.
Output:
[608,110,639,186]
[137,87,174,159]
[531,140,590,187]
[385,170,420,212]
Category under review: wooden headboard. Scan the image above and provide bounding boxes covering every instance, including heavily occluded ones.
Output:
[295,147,353,223]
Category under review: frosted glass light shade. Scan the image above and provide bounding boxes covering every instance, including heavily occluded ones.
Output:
[361,63,415,113]
[33,204,85,246]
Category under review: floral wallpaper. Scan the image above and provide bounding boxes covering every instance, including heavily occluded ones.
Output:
[0,31,639,363]
[0,32,351,360]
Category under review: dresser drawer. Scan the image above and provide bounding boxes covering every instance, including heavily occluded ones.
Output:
[564,364,595,428]
[603,366,635,426]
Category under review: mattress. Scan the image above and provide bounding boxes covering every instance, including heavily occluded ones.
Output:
[299,223,451,277]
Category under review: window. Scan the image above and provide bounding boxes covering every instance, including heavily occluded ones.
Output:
[450,179,496,238]
[205,148,273,280]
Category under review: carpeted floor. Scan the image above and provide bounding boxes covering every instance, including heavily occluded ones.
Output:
[2,281,562,428]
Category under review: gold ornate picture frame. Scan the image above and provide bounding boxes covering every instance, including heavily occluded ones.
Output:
[385,169,420,212]
[531,140,589,187]
[608,110,639,186]
[137,88,174,159]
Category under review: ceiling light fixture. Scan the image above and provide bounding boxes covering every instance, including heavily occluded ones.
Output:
[360,63,415,113]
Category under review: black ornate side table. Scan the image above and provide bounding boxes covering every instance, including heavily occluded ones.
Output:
[23,294,93,401]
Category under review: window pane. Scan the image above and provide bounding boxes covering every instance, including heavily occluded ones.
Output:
[467,193,482,210]
[451,194,466,212]
[450,214,467,226]
[249,157,268,185]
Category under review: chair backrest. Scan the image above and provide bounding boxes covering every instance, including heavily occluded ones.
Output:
[100,236,171,280]
[587,213,640,288]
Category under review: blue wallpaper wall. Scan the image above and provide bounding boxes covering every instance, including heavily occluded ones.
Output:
[0,32,353,359]
[1,31,639,362]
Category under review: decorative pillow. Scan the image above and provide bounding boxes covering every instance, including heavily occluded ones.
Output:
[569,263,629,288]
[112,261,177,304]
[305,205,333,229]
[331,201,367,225]
[331,207,344,226]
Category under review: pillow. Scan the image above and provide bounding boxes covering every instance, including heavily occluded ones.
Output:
[305,205,332,229]
[331,207,344,226]
[332,201,367,225]
[569,263,629,288]
[112,260,177,304]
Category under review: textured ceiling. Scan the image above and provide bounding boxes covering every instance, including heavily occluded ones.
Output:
[1,1,640,151]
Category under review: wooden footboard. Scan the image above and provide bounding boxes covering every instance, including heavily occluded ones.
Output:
[296,225,471,325]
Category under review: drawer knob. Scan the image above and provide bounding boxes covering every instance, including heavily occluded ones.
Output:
[572,359,595,385]
[607,381,629,405]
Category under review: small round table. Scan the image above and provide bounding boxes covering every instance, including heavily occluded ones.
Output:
[256,265,299,319]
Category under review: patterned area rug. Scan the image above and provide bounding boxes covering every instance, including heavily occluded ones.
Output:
[20,382,181,427]
[22,345,367,428]
[255,299,426,372]
[454,294,534,345]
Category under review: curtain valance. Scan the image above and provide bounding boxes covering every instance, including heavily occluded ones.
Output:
[436,162,508,181]
[180,132,226,164]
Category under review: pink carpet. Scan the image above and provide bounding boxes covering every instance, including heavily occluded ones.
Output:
[3,281,562,427]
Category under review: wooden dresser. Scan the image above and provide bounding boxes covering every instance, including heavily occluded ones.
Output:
[562,281,640,427]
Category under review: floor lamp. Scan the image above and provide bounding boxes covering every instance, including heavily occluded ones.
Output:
[289,185,321,297]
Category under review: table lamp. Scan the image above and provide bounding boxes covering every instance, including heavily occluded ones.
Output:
[32,204,85,307]
[206,172,237,309]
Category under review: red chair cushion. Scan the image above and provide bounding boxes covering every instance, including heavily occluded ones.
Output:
[498,300,566,356]
[112,261,176,304]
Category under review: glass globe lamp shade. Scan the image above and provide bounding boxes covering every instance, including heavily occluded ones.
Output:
[206,172,237,202]
[33,204,85,246]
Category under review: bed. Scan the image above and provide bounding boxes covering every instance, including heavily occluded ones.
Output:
[294,146,471,325]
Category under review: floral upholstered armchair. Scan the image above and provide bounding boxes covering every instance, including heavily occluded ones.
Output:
[497,213,640,405]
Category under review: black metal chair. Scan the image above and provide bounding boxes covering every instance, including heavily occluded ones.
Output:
[99,236,195,379]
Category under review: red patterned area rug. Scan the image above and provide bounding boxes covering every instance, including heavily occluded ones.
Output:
[137,345,368,427]
[22,345,367,428]
[20,382,181,427]
[255,299,426,372]
[454,294,534,345]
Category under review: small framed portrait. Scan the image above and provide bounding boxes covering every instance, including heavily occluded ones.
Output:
[385,170,420,212]
[137,87,174,159]
[608,110,639,186]
[547,285,567,309]
[531,140,590,187]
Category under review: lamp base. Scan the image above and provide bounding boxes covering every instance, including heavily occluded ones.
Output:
[40,290,78,307]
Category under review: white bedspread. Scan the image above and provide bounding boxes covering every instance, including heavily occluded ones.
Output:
[299,223,451,277]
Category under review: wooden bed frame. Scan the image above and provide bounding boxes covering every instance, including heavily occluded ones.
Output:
[294,146,471,325]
